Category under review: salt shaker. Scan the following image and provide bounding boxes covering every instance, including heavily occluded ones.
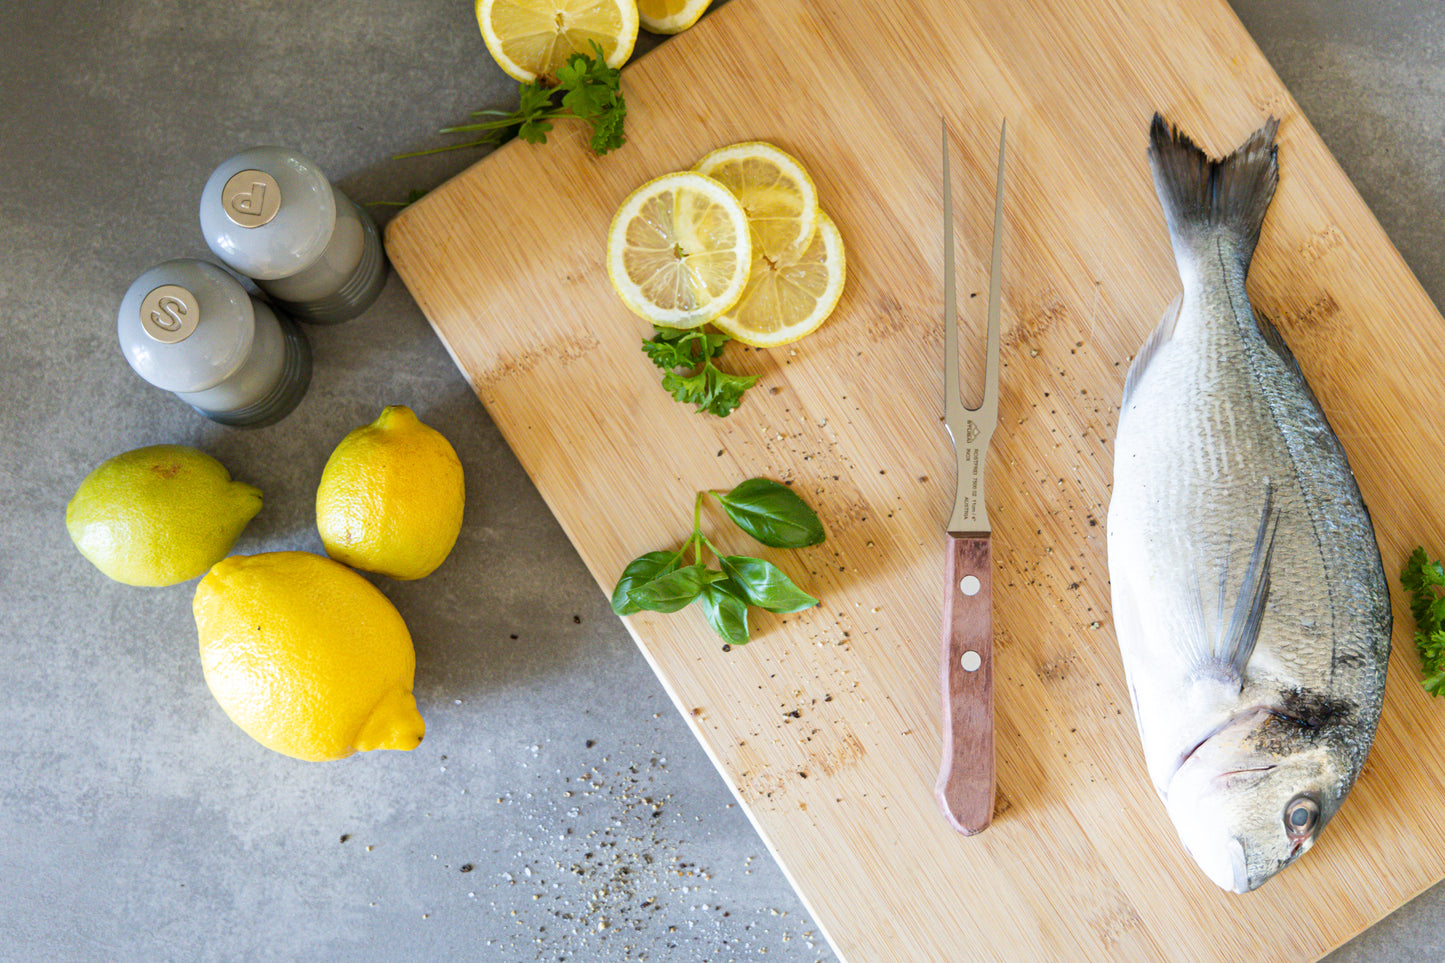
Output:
[118,259,312,427]
[199,146,387,324]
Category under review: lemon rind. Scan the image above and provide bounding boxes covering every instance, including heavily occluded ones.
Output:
[712,210,846,348]
[693,140,820,258]
[476,0,640,83]
[638,0,711,34]
[606,171,753,329]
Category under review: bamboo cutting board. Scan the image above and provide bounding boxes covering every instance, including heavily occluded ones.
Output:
[385,0,1445,959]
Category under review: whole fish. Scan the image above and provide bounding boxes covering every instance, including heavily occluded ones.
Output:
[1107,114,1391,894]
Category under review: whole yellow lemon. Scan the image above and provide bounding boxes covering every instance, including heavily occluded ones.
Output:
[66,444,262,587]
[316,405,464,580]
[193,551,426,761]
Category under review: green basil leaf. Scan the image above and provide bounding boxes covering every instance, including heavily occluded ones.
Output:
[611,551,681,615]
[700,580,750,646]
[717,478,825,548]
[627,563,714,614]
[719,556,818,613]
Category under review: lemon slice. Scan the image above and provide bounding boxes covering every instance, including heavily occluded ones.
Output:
[638,0,711,34]
[693,141,819,262]
[711,210,846,347]
[607,171,752,328]
[476,0,640,83]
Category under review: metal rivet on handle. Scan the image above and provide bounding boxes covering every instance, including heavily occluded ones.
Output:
[961,650,982,672]
[960,575,981,596]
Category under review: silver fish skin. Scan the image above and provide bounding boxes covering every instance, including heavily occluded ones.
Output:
[1107,115,1391,894]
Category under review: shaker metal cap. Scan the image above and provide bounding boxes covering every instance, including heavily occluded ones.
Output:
[199,146,337,280]
[219,169,282,228]
[117,259,256,393]
[138,283,201,344]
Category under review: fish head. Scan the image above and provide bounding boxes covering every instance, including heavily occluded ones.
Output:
[1165,707,1346,894]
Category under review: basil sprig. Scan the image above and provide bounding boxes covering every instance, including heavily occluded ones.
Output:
[611,478,825,646]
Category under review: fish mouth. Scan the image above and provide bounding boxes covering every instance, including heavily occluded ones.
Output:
[1167,706,1275,794]
[1215,764,1277,791]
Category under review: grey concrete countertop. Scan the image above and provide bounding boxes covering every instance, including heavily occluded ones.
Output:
[2,1,1441,960]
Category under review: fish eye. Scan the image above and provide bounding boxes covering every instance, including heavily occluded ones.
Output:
[1284,795,1320,840]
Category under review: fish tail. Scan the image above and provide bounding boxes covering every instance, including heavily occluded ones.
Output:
[1147,113,1279,267]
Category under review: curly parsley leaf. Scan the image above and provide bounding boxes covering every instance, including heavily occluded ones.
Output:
[644,325,757,417]
[396,41,626,159]
[556,48,627,153]
[514,82,559,145]
[587,101,628,155]
[1402,547,1445,695]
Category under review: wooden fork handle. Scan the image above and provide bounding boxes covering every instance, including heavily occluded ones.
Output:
[935,533,995,835]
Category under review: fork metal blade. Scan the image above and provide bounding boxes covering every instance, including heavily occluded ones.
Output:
[943,120,1005,536]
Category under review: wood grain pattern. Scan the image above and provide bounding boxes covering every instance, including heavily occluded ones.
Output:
[936,533,995,835]
[383,0,1445,959]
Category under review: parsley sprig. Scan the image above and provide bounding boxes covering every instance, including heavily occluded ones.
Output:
[398,42,627,158]
[1402,547,1445,695]
[643,325,758,417]
[612,479,825,647]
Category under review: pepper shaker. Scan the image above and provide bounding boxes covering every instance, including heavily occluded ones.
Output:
[199,147,387,324]
[118,259,312,427]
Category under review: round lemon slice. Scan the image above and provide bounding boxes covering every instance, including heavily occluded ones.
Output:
[607,171,752,329]
[476,0,640,84]
[711,210,846,348]
[693,141,819,262]
[638,0,711,34]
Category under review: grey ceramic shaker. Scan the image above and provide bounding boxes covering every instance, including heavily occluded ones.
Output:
[118,259,312,427]
[199,147,386,324]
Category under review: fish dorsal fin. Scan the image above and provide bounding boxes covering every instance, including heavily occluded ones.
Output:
[1256,311,1329,405]
[1256,311,1300,368]
[1122,293,1183,407]
[1188,483,1283,685]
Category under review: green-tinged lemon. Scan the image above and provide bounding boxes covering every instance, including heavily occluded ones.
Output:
[65,445,261,587]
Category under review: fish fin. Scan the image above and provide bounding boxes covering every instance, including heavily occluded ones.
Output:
[1147,113,1279,268]
[1256,311,1358,468]
[1256,312,1325,406]
[1208,482,1283,682]
[1181,573,1227,680]
[1122,293,1182,407]
[1256,311,1299,367]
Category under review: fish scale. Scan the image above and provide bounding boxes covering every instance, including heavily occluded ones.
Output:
[1108,114,1390,894]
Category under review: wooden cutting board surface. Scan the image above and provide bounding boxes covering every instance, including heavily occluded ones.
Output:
[385,0,1445,959]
